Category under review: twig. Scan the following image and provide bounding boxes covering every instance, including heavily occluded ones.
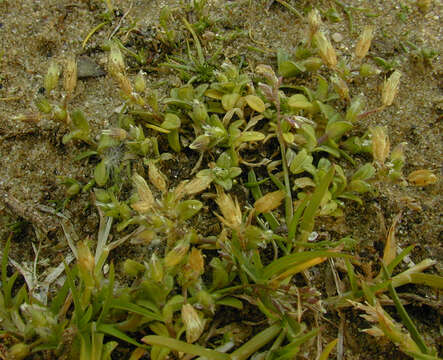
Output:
[1,192,57,234]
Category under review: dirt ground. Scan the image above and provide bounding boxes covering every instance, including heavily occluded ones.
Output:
[0,0,442,359]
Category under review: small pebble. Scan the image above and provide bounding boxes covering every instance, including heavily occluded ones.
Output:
[332,32,343,42]
[77,56,106,79]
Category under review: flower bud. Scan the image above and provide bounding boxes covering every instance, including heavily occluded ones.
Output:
[8,343,30,360]
[77,241,95,281]
[149,253,164,283]
[35,96,52,114]
[44,61,61,93]
[123,259,145,277]
[108,42,125,76]
[381,70,401,107]
[355,25,374,60]
[134,70,146,93]
[64,56,77,97]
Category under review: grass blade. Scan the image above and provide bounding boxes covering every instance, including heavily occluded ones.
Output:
[263,250,350,279]
[299,166,335,243]
[319,338,338,360]
[231,324,281,360]
[98,323,146,348]
[142,335,231,360]
[383,265,429,354]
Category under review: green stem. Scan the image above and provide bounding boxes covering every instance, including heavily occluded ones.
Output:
[274,82,293,225]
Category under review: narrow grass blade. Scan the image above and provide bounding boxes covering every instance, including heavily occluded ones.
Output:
[231,324,281,360]
[263,250,350,280]
[299,166,335,243]
[383,265,429,354]
[98,323,146,348]
[97,262,115,325]
[345,259,358,296]
[248,169,279,230]
[319,338,338,360]
[287,195,309,243]
[409,273,443,289]
[182,18,204,65]
[109,299,163,322]
[386,244,415,276]
[142,335,231,360]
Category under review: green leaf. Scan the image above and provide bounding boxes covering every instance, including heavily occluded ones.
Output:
[244,95,266,113]
[409,273,443,289]
[352,163,376,181]
[222,93,241,111]
[237,131,265,143]
[289,149,312,175]
[288,94,314,112]
[216,297,243,310]
[94,160,109,187]
[161,113,181,130]
[177,200,203,221]
[325,121,353,140]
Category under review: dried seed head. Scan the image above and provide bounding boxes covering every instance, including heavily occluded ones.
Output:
[408,169,437,186]
[370,126,390,165]
[114,72,134,98]
[313,32,337,69]
[102,128,127,141]
[381,70,401,107]
[254,190,286,213]
[64,57,77,98]
[175,176,212,200]
[148,162,167,193]
[182,247,205,285]
[165,240,190,268]
[181,304,205,343]
[149,253,164,283]
[307,8,322,38]
[255,64,278,87]
[355,25,375,60]
[215,189,242,229]
[189,247,204,274]
[44,61,61,93]
[132,173,155,213]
